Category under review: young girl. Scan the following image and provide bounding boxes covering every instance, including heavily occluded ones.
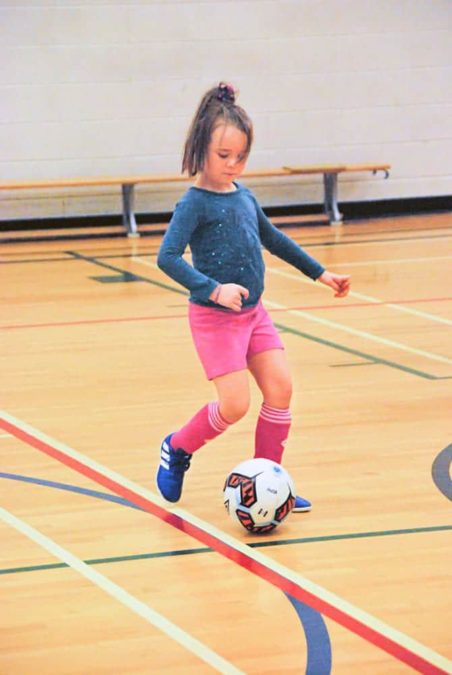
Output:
[156,82,350,510]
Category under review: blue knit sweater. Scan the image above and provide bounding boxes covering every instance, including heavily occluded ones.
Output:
[157,183,325,308]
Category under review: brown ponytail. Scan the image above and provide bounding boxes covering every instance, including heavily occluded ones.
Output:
[182,82,253,176]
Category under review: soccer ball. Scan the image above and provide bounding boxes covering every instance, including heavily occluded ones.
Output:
[223,458,296,534]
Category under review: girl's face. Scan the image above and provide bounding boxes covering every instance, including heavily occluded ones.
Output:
[197,123,248,192]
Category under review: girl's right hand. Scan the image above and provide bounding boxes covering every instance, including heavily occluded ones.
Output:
[211,283,249,312]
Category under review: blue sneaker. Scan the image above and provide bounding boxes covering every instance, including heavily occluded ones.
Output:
[156,434,192,503]
[292,495,312,513]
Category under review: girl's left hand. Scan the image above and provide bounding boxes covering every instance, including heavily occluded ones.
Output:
[318,270,351,297]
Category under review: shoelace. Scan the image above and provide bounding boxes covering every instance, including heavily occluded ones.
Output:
[169,450,191,474]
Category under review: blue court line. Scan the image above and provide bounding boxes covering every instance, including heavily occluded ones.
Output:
[0,471,331,674]
[285,593,332,675]
[431,444,452,501]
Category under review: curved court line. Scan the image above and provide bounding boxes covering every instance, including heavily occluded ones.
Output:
[0,471,143,510]
[0,470,330,670]
[2,472,450,556]
[285,593,332,675]
[0,505,243,675]
[432,445,452,501]
[1,411,450,675]
[1,472,450,576]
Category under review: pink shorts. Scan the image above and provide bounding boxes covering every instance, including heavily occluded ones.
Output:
[188,301,284,380]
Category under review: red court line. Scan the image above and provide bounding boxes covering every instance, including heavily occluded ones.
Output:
[2,297,451,331]
[1,414,448,675]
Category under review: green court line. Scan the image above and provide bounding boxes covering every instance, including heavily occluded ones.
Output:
[330,362,378,368]
[274,322,443,380]
[66,250,188,297]
[2,525,450,577]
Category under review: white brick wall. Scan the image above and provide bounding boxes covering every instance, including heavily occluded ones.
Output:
[1,0,451,219]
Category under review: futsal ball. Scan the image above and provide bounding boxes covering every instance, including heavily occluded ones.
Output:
[223,458,296,534]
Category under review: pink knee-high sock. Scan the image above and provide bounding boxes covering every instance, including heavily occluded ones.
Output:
[254,403,291,464]
[171,402,230,454]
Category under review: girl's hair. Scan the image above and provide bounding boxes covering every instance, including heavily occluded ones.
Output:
[182,82,253,176]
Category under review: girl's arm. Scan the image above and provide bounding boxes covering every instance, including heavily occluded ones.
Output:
[254,199,325,279]
[157,202,218,302]
[254,197,350,296]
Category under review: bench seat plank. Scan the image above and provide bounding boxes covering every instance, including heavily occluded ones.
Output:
[0,163,390,235]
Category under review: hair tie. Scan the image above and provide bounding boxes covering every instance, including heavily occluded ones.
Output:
[216,82,236,104]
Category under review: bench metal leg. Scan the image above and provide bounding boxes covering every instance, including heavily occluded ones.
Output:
[121,184,139,237]
[323,173,343,225]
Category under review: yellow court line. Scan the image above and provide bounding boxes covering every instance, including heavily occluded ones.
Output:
[0,505,244,675]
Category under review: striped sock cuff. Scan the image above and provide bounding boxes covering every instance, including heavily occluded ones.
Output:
[259,403,292,424]
[208,401,230,433]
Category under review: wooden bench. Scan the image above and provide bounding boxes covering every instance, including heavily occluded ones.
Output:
[283,163,390,225]
[0,163,390,237]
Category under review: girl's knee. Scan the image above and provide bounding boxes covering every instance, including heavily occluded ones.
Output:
[219,397,250,424]
[266,381,293,409]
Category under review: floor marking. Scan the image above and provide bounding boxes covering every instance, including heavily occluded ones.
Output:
[274,321,443,379]
[268,298,452,366]
[2,300,451,333]
[1,471,450,576]
[133,256,452,367]
[0,471,330,668]
[292,232,452,249]
[3,224,451,265]
[326,255,452,268]
[345,291,452,327]
[268,266,452,327]
[4,522,451,575]
[1,313,187,331]
[286,593,332,675]
[0,506,243,675]
[1,411,450,675]
[66,250,187,297]
[431,445,452,501]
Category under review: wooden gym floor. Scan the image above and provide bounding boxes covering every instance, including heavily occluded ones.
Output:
[1,212,451,674]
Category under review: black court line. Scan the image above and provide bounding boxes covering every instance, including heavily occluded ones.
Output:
[66,250,188,297]
[2,525,450,577]
[273,322,448,380]
[2,224,452,265]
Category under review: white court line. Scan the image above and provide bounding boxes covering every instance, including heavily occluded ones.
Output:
[325,255,452,268]
[266,296,452,366]
[2,409,451,675]
[268,265,452,334]
[133,257,452,365]
[346,290,452,327]
[0,505,243,675]
[268,266,452,326]
[302,235,452,250]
